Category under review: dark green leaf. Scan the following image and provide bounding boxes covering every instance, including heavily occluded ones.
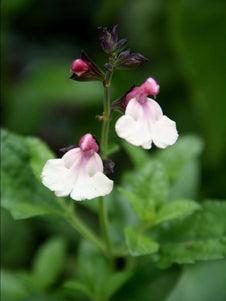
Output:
[153,201,226,268]
[25,136,55,182]
[1,129,63,219]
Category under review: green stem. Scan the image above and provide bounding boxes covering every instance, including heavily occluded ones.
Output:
[101,70,113,158]
[99,196,112,254]
[68,211,107,254]
[99,70,114,255]
[57,198,107,254]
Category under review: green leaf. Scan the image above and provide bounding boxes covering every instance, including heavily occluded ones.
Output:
[166,259,226,301]
[77,239,111,293]
[119,161,169,221]
[1,269,30,300]
[25,136,55,181]
[156,135,204,181]
[153,200,226,268]
[76,239,131,299]
[62,280,92,299]
[111,257,180,301]
[166,260,226,301]
[105,271,132,300]
[154,200,201,226]
[32,237,66,290]
[125,227,159,256]
[1,129,63,219]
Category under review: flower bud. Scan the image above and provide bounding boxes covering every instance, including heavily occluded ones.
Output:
[70,51,104,82]
[116,38,129,53]
[116,50,148,70]
[99,25,118,54]
[71,59,89,76]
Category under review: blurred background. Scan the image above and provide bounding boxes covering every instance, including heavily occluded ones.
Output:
[2,0,226,198]
[1,0,226,297]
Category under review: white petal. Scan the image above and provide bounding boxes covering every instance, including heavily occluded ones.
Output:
[115,99,152,147]
[85,152,103,176]
[41,159,75,197]
[70,153,113,200]
[145,97,163,121]
[141,140,152,149]
[62,148,81,168]
[70,172,113,201]
[152,116,179,148]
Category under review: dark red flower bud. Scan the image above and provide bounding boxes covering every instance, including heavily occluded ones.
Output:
[71,59,89,76]
[70,51,104,82]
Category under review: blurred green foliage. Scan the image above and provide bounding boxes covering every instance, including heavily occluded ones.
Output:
[1,0,226,300]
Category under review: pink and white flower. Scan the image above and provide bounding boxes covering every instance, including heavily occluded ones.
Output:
[115,77,178,149]
[41,134,113,201]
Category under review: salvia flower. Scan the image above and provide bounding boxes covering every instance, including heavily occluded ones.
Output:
[70,51,104,82]
[115,78,178,149]
[41,134,113,201]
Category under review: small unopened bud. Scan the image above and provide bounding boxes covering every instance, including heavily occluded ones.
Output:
[70,51,104,82]
[99,25,118,54]
[71,59,89,76]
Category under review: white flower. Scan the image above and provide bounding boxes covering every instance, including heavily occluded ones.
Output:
[41,134,113,201]
[115,78,178,149]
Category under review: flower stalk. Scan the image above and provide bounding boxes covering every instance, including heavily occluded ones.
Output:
[99,69,114,255]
